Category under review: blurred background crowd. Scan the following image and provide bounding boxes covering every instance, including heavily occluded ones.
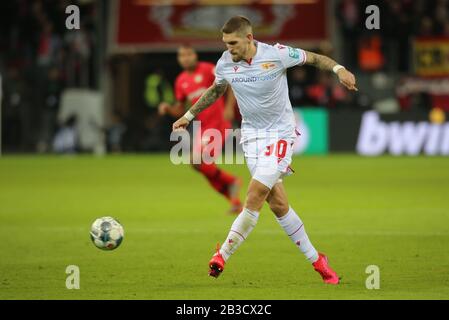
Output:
[1,0,448,154]
[0,0,100,153]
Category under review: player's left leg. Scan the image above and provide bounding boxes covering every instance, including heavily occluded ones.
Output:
[266,182,319,263]
[266,182,340,284]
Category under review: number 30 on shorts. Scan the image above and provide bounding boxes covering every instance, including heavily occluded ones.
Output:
[264,140,288,158]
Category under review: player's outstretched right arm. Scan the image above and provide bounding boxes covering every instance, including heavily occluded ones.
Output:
[172,82,228,131]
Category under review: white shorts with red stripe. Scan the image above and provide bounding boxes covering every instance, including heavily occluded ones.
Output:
[241,135,295,189]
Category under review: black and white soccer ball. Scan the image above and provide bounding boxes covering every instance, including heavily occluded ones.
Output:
[90,217,124,250]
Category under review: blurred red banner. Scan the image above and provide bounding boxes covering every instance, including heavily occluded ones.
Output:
[115,0,327,50]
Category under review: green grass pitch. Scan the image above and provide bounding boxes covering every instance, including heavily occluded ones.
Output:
[0,154,448,300]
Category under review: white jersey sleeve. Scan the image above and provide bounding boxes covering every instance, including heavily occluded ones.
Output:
[274,43,306,69]
[214,56,228,85]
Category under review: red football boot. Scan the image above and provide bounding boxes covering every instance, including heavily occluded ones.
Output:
[208,244,225,278]
[312,253,340,285]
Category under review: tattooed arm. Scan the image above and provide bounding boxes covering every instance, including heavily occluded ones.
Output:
[304,51,339,71]
[304,51,358,91]
[172,82,228,131]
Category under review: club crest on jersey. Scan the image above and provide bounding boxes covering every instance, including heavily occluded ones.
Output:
[233,66,239,73]
[194,74,203,83]
[261,63,276,70]
[288,47,300,59]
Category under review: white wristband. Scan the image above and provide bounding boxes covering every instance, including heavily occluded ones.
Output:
[333,65,345,74]
[183,110,195,121]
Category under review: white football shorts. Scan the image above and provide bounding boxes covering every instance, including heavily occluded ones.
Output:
[241,135,295,189]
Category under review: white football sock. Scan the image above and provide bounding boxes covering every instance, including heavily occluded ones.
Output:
[219,208,259,262]
[276,206,319,263]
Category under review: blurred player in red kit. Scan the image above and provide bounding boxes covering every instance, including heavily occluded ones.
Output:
[159,44,242,214]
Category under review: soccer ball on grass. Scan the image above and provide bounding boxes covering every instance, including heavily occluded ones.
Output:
[90,216,124,250]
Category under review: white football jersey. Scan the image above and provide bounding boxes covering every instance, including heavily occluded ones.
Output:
[215,40,306,141]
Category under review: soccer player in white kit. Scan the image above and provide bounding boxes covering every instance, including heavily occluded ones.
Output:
[173,16,358,284]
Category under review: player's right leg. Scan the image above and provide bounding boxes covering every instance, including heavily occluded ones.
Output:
[209,134,289,277]
[209,178,270,277]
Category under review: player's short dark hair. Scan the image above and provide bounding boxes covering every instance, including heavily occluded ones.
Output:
[221,16,252,35]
